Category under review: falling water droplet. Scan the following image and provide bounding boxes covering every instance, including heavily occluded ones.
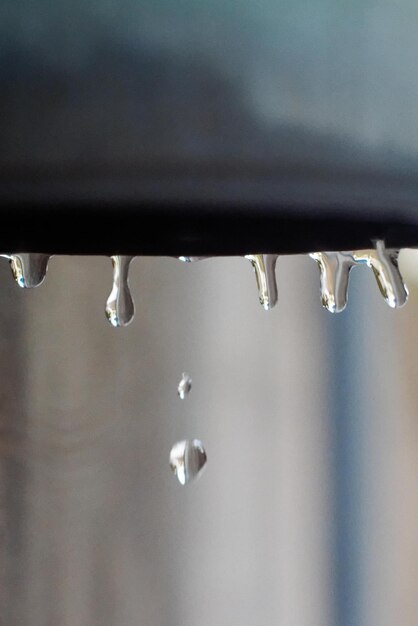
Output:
[245,254,278,310]
[178,372,192,399]
[310,240,408,312]
[309,251,355,313]
[105,255,135,327]
[170,439,207,485]
[353,241,408,308]
[3,253,50,288]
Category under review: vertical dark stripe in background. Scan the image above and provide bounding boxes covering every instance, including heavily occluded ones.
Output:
[330,272,368,626]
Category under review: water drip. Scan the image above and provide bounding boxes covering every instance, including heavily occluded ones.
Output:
[178,373,192,399]
[245,254,278,310]
[169,439,207,485]
[310,240,408,312]
[105,256,135,327]
[4,253,50,288]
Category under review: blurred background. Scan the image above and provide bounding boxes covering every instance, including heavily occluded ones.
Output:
[0,252,417,626]
[3,0,418,204]
[2,1,418,624]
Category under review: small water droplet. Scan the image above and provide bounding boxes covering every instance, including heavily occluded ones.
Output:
[170,439,207,485]
[178,372,192,399]
[310,240,408,311]
[105,256,135,327]
[245,254,278,310]
[3,253,50,288]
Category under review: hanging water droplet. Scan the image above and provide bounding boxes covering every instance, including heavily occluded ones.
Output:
[309,251,354,313]
[105,255,135,327]
[170,439,207,486]
[310,240,408,312]
[353,241,408,308]
[2,253,50,288]
[177,372,192,399]
[245,254,278,310]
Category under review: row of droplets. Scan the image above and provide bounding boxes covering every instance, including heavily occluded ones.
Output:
[1,240,408,325]
[246,240,408,312]
[3,252,206,486]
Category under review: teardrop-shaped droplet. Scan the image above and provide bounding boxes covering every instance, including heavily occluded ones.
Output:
[353,240,408,308]
[178,372,192,399]
[245,254,278,310]
[105,255,135,327]
[309,251,355,313]
[170,439,207,486]
[3,253,50,288]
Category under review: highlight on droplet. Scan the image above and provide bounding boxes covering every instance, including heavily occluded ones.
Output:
[169,439,207,486]
[354,240,408,309]
[309,251,354,313]
[105,255,135,327]
[310,240,408,312]
[3,253,50,288]
[178,256,208,263]
[245,254,278,310]
[178,372,192,399]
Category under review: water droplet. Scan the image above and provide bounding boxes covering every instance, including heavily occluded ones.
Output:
[353,241,408,308]
[3,253,50,288]
[245,254,278,310]
[310,240,408,311]
[170,439,207,485]
[178,256,208,263]
[105,256,135,327]
[178,372,192,399]
[309,251,354,313]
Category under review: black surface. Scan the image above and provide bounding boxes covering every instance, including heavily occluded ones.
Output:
[1,200,418,256]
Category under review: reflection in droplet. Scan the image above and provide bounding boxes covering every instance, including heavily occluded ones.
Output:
[353,241,408,309]
[105,255,135,327]
[178,373,192,399]
[310,240,408,312]
[3,253,50,288]
[245,254,278,310]
[309,251,354,313]
[170,439,207,486]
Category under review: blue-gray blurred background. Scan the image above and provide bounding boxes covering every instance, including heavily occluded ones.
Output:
[3,0,418,184]
[2,2,418,625]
